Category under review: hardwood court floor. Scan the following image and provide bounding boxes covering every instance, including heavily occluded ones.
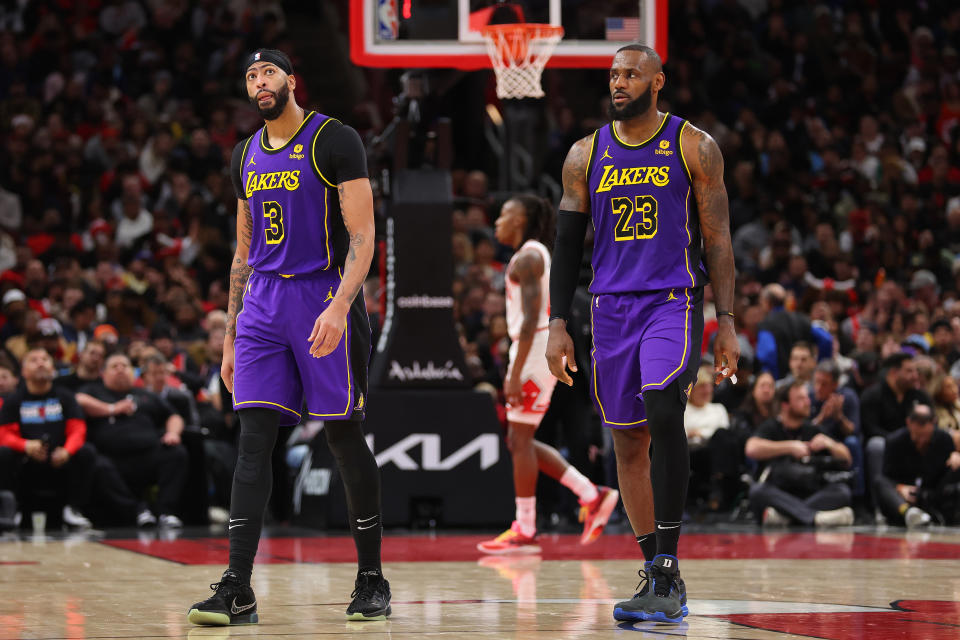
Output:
[2,527,960,639]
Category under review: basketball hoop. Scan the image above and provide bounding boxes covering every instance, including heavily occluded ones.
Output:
[481,24,564,100]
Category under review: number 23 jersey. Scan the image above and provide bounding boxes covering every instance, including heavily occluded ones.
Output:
[586,113,709,294]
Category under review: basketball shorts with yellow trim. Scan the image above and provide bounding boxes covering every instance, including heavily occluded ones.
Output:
[589,287,703,429]
[233,270,371,426]
[505,330,557,426]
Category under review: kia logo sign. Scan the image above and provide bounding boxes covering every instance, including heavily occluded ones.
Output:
[371,434,500,471]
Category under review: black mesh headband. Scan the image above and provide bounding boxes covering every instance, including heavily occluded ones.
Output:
[243,49,293,76]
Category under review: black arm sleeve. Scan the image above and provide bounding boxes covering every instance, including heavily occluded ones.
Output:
[549,210,589,322]
[230,140,247,199]
[314,124,368,185]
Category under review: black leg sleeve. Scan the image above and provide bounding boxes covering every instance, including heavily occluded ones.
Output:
[324,420,382,572]
[642,380,690,558]
[228,408,281,584]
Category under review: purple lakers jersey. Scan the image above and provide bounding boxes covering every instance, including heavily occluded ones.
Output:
[239,111,340,274]
[586,114,708,294]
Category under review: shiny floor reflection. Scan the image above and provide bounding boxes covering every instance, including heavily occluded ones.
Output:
[1,529,959,639]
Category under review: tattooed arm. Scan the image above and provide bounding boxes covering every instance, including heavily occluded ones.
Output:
[332,178,375,310]
[557,135,593,214]
[505,249,545,406]
[226,199,254,338]
[307,178,375,357]
[222,198,253,392]
[681,123,740,383]
[546,134,593,386]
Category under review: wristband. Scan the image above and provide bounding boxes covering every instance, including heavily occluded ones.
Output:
[716,310,735,319]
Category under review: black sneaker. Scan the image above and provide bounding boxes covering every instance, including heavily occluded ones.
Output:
[641,555,686,623]
[187,570,258,626]
[613,560,689,621]
[613,561,652,621]
[346,569,392,621]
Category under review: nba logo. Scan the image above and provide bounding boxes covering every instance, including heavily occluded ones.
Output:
[254,52,261,61]
[378,0,398,40]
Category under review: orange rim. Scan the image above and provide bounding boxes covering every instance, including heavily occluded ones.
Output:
[481,23,564,62]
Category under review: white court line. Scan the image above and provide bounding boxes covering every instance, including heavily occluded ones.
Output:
[442,599,891,615]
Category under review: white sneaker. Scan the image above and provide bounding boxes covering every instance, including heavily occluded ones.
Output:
[814,506,854,527]
[904,506,932,529]
[762,506,790,527]
[137,509,157,527]
[159,514,183,528]
[62,506,92,529]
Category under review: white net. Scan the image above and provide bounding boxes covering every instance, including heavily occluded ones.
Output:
[481,24,564,100]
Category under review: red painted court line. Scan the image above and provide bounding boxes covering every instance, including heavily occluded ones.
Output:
[716,600,960,640]
[0,561,39,565]
[100,532,960,565]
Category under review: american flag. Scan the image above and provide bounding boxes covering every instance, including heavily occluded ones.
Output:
[605,17,642,41]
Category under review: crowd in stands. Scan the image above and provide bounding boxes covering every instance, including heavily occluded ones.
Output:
[1,1,960,530]
[0,0,288,530]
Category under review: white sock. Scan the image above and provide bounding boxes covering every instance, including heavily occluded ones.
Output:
[560,467,599,504]
[515,496,536,537]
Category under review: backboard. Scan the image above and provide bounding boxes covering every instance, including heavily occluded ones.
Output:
[351,0,667,70]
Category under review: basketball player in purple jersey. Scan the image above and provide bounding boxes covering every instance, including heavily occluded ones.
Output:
[187,50,390,625]
[477,195,619,555]
[546,45,739,623]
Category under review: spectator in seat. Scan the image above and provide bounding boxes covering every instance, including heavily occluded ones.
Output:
[930,319,960,369]
[0,364,19,398]
[731,371,777,438]
[746,381,854,527]
[0,349,96,528]
[756,284,832,379]
[150,323,202,389]
[811,360,864,496]
[140,353,200,429]
[0,288,29,344]
[860,353,932,493]
[874,403,960,527]
[56,340,106,392]
[61,299,97,355]
[775,340,818,391]
[35,318,72,373]
[929,373,960,451]
[685,366,741,511]
[76,353,187,528]
[811,361,860,439]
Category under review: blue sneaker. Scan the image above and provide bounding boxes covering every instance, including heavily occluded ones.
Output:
[640,555,687,623]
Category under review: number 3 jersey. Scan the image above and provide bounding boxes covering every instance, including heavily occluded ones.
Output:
[230,111,368,275]
[586,113,708,294]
